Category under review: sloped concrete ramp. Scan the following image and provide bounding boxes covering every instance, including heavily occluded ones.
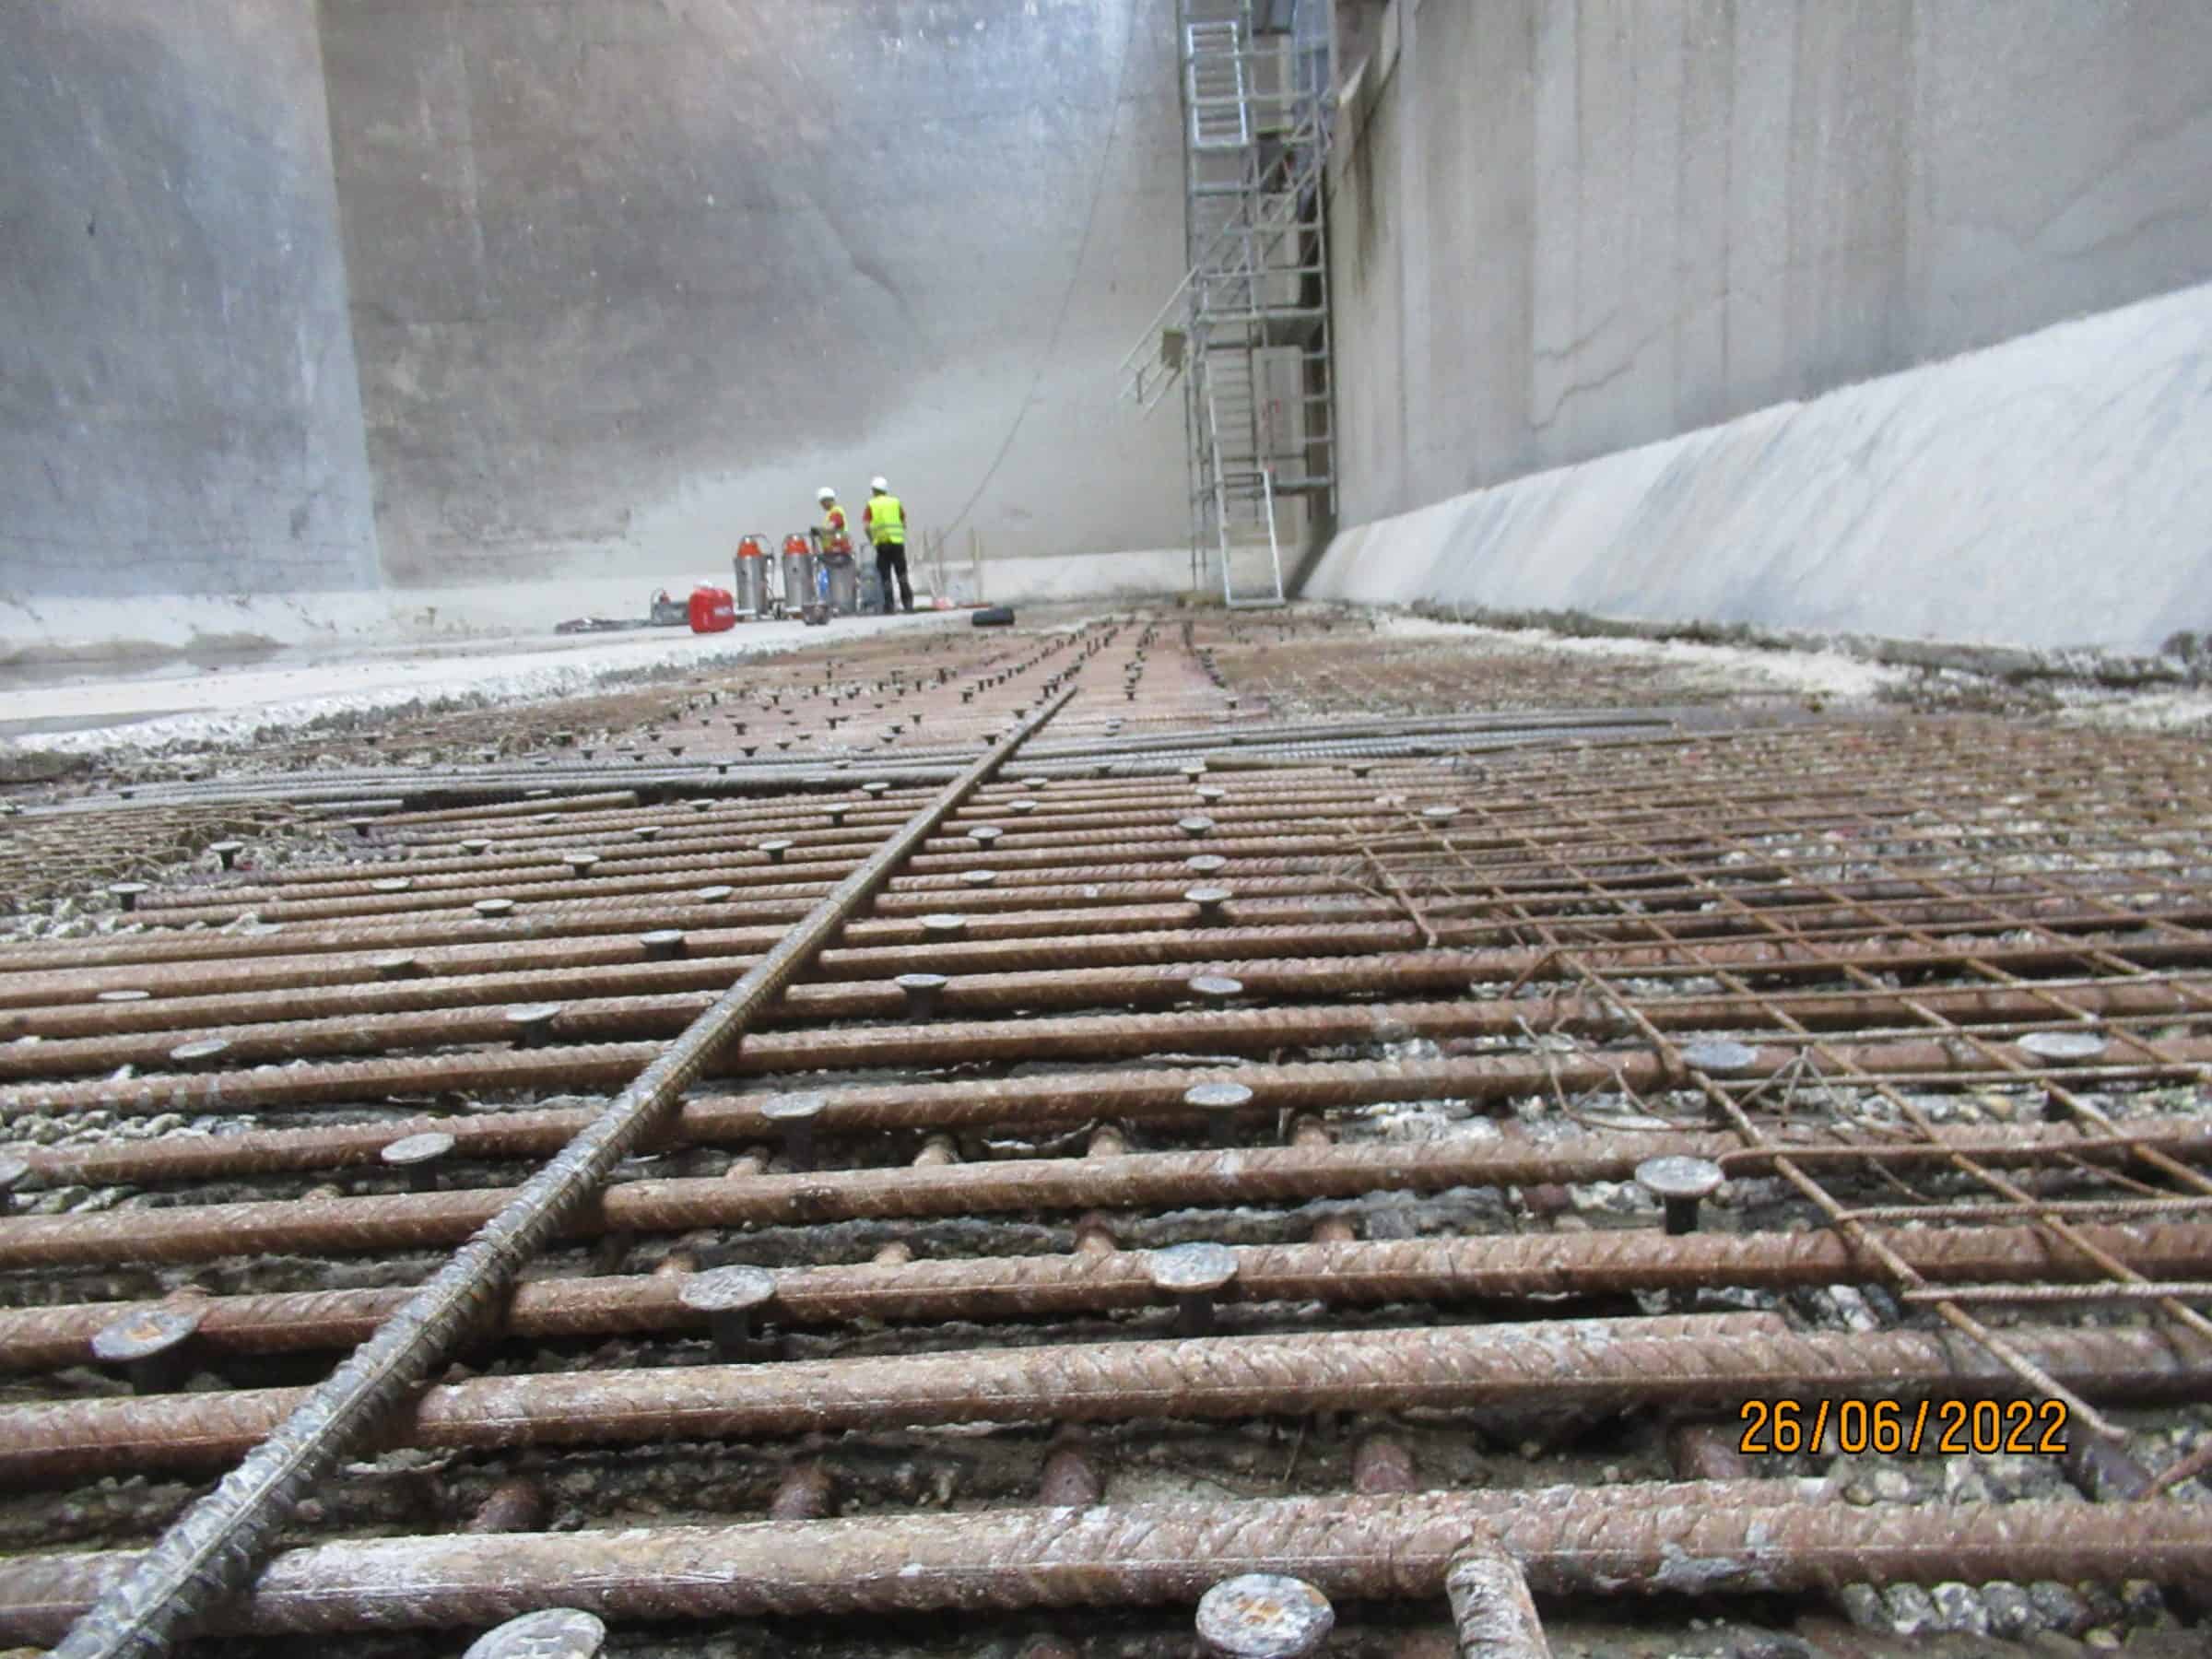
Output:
[1305,281,2212,654]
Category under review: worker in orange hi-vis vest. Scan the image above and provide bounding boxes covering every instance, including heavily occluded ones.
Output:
[863,477,912,614]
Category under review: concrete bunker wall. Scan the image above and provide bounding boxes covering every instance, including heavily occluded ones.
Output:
[320,0,1189,587]
[1316,0,2212,649]
[0,0,382,605]
[2,0,1189,619]
[1306,279,2212,653]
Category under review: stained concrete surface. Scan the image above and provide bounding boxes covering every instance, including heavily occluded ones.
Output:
[1306,278,2212,654]
[0,0,381,600]
[318,0,1190,586]
[1327,0,2212,529]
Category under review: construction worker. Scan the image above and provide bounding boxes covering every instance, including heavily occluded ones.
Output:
[812,487,852,555]
[864,477,912,614]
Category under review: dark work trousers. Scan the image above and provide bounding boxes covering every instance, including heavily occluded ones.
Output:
[875,542,912,613]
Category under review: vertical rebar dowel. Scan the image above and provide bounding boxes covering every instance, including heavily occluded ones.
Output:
[1444,1547,1552,1659]
[49,688,1079,1659]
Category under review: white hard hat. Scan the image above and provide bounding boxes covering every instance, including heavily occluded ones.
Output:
[871,476,888,492]
[816,486,835,501]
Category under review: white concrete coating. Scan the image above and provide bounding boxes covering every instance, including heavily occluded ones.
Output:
[1371,610,1901,703]
[1307,280,2212,654]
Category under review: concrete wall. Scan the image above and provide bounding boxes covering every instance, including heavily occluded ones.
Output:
[0,0,381,603]
[1306,278,2212,654]
[1330,0,2212,527]
[319,0,1189,588]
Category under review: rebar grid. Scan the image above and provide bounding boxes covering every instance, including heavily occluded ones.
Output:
[1342,721,2212,1466]
[8,658,2212,1653]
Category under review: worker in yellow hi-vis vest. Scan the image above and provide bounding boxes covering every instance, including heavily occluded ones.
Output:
[863,477,912,614]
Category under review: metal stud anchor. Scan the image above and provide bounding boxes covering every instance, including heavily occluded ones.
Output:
[2019,1030,2110,1065]
[1195,1573,1334,1659]
[895,971,949,1020]
[677,1265,778,1359]
[1184,885,1233,924]
[505,1003,563,1047]
[1186,973,1243,1006]
[1183,1079,1253,1147]
[381,1130,456,1194]
[758,838,794,865]
[91,1301,205,1396]
[462,1607,606,1659]
[208,841,245,871]
[108,882,149,912]
[473,898,516,918]
[167,1038,230,1071]
[1680,1038,1759,1077]
[1634,1154,1724,1235]
[1147,1241,1238,1336]
[759,1089,828,1169]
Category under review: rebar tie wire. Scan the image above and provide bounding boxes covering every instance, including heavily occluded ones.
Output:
[1558,954,2132,1447]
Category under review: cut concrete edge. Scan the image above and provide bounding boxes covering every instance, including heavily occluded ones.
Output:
[1305,279,2212,657]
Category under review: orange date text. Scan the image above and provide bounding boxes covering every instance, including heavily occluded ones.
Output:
[1735,1397,2069,1457]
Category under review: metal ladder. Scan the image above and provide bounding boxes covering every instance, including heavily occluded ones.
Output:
[1119,0,1336,610]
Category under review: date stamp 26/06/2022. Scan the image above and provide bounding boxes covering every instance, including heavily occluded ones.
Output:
[1738,1397,2070,1457]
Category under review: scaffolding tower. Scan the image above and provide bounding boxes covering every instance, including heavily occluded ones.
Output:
[1119,0,1336,608]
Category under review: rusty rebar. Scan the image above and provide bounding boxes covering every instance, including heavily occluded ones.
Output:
[43,687,1078,1659]
[14,1107,2212,1272]
[1444,1547,1551,1659]
[1,1318,2201,1486]
[9,996,2206,1123]
[3,1221,2206,1371]
[5,957,2201,1083]
[1,867,2199,995]
[10,1026,2206,1187]
[0,1488,2203,1641]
